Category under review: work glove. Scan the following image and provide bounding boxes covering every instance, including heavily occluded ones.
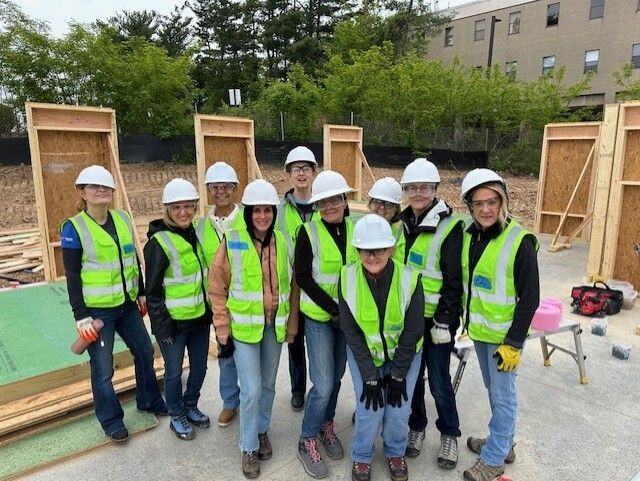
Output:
[217,337,235,359]
[160,337,174,345]
[76,316,99,342]
[386,375,408,408]
[359,379,384,411]
[430,321,451,345]
[493,344,521,372]
[137,296,147,317]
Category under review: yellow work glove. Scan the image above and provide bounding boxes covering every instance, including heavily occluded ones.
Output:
[493,344,521,372]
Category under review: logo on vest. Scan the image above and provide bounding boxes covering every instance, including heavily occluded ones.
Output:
[228,241,250,250]
[473,275,492,291]
[123,243,135,254]
[408,251,424,267]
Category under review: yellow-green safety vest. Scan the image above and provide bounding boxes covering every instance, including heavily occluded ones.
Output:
[194,210,246,267]
[275,197,318,255]
[461,220,538,344]
[392,223,405,262]
[341,259,422,367]
[66,209,139,308]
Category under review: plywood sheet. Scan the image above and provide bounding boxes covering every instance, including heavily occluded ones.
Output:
[323,125,368,201]
[202,137,247,206]
[332,142,358,200]
[539,215,584,239]
[611,186,640,288]
[622,130,640,181]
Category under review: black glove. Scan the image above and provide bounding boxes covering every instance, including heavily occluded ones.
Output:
[217,337,235,359]
[359,379,384,411]
[386,375,408,408]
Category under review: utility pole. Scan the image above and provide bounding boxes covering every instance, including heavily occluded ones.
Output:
[487,15,502,69]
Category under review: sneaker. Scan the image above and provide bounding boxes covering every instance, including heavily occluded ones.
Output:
[218,407,237,427]
[405,429,425,458]
[170,414,195,440]
[318,420,344,460]
[107,427,129,442]
[387,456,408,481]
[466,437,516,464]
[242,450,260,479]
[298,436,329,479]
[463,458,505,481]
[258,432,272,460]
[186,406,210,428]
[291,393,305,412]
[438,434,458,469]
[351,462,371,481]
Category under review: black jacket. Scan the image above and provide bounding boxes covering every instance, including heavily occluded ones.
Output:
[464,219,540,348]
[339,261,425,382]
[144,219,212,341]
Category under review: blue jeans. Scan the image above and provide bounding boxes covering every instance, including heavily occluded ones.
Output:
[233,325,282,452]
[474,341,518,467]
[87,301,166,435]
[348,348,422,463]
[159,324,210,417]
[288,313,307,395]
[408,332,461,437]
[301,317,347,438]
[218,355,240,410]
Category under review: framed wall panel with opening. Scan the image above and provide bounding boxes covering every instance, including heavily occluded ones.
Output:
[474,19,486,41]
[584,50,599,73]
[542,55,556,75]
[508,11,520,34]
[547,3,560,27]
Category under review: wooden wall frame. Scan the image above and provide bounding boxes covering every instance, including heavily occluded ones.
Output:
[194,115,262,217]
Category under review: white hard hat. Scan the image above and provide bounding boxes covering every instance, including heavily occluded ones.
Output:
[400,158,440,185]
[308,170,354,204]
[352,214,396,250]
[242,179,279,206]
[460,168,505,201]
[162,178,199,204]
[75,165,115,189]
[368,177,402,204]
[285,146,317,167]
[205,162,239,184]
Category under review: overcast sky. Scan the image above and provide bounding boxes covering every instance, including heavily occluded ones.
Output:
[19,0,473,38]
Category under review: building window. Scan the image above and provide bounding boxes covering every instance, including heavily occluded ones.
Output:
[547,3,560,27]
[505,61,517,80]
[444,26,454,47]
[589,0,604,19]
[474,19,486,41]
[632,44,640,68]
[542,55,556,75]
[508,11,521,34]
[584,50,599,73]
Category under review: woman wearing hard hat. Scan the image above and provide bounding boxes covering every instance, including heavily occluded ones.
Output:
[459,168,539,481]
[367,176,404,250]
[295,170,357,479]
[209,179,299,479]
[197,161,246,429]
[340,214,425,481]
[144,178,211,441]
[61,165,166,442]
[398,158,463,469]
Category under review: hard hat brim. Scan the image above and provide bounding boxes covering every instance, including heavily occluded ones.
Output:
[368,193,401,204]
[352,239,396,250]
[75,179,116,189]
[309,187,355,204]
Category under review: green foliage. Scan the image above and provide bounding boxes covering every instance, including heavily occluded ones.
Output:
[613,63,640,101]
[0,104,16,134]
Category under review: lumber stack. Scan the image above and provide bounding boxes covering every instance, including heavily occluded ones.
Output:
[0,228,43,274]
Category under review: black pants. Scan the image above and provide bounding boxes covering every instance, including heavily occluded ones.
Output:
[288,313,307,395]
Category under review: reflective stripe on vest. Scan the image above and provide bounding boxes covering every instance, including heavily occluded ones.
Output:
[68,209,139,308]
[275,198,318,256]
[195,210,246,267]
[341,259,421,367]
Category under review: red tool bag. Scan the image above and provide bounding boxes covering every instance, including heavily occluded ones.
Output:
[570,282,624,317]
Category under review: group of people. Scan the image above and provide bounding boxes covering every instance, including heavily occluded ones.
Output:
[62,147,539,481]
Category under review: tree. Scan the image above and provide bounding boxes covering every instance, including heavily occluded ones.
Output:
[613,63,640,101]
[157,5,193,57]
[95,10,159,43]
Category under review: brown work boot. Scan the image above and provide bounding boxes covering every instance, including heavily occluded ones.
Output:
[218,407,237,427]
[352,461,371,481]
[387,456,408,481]
[258,432,272,460]
[466,436,516,464]
[242,450,260,479]
[463,458,505,481]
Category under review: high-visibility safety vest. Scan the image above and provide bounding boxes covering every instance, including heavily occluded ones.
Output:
[461,220,539,344]
[275,197,318,254]
[341,259,422,366]
[300,218,358,322]
[66,209,139,308]
[225,229,293,344]
[194,211,246,267]
[393,223,406,264]
[152,230,209,321]
[403,215,463,318]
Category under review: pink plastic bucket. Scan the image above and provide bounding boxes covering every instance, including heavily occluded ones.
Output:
[531,299,562,331]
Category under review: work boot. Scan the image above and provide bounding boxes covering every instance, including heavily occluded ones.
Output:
[387,456,408,481]
[438,434,458,469]
[170,414,195,440]
[108,427,129,443]
[218,407,237,427]
[258,432,272,460]
[185,406,210,428]
[318,420,344,460]
[298,436,329,479]
[242,450,260,479]
[463,458,505,481]
[291,393,305,412]
[405,429,425,458]
[351,461,371,481]
[466,436,516,464]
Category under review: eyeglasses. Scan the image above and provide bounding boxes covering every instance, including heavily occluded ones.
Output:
[370,198,398,210]
[208,183,235,192]
[290,165,314,174]
[357,248,388,257]
[85,184,112,191]
[169,202,197,213]
[315,196,345,211]
[468,196,501,210]
[403,183,436,197]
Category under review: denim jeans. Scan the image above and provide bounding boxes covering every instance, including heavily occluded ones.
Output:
[474,341,518,467]
[87,301,165,435]
[159,324,210,417]
[408,330,461,437]
[288,313,307,396]
[218,355,240,410]
[233,325,282,452]
[348,348,422,463]
[301,317,347,438]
